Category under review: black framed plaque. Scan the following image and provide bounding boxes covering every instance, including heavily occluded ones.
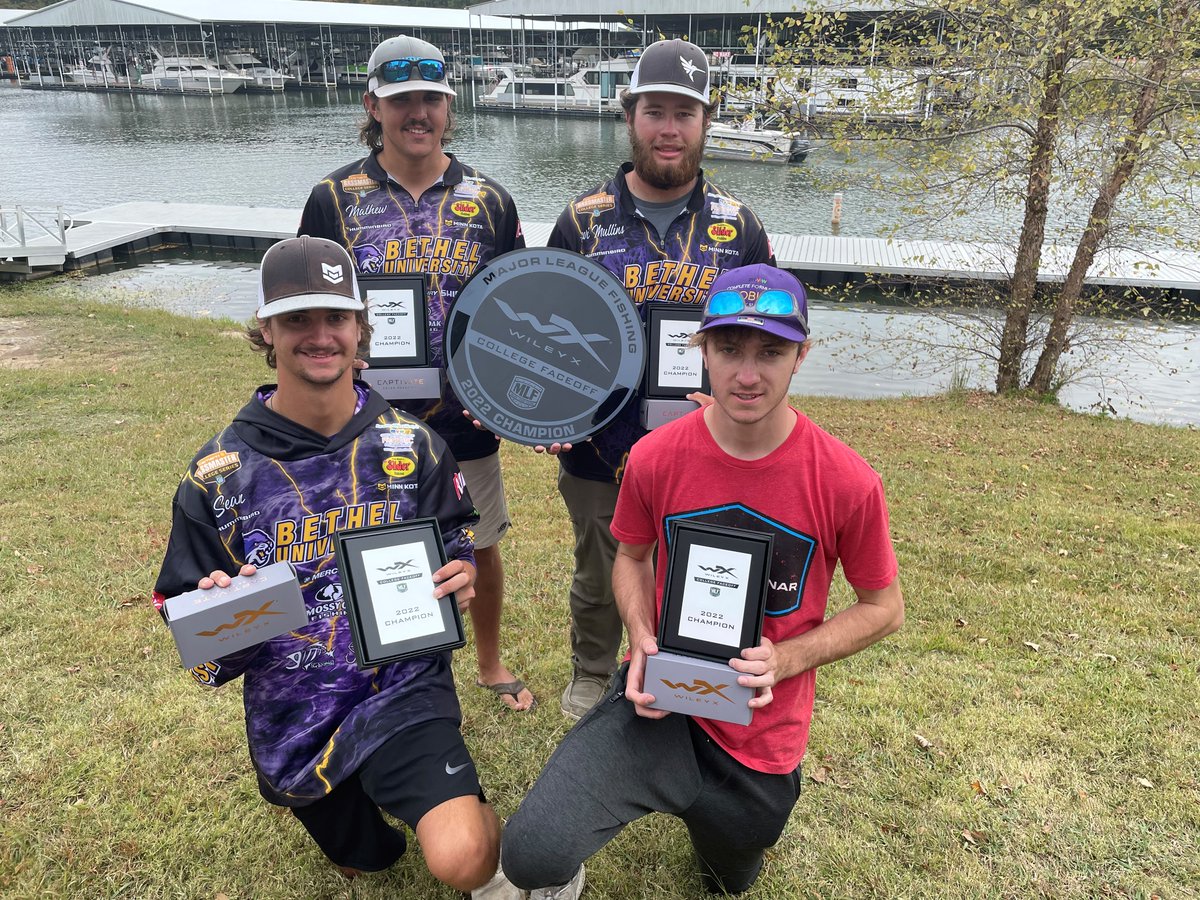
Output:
[658,520,773,662]
[445,248,645,446]
[642,302,709,399]
[333,518,465,669]
[361,274,430,368]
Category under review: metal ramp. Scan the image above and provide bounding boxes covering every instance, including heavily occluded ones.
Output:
[0,206,70,276]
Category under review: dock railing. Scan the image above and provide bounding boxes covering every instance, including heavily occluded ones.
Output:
[0,205,70,255]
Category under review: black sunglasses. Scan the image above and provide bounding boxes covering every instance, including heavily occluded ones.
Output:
[372,57,446,85]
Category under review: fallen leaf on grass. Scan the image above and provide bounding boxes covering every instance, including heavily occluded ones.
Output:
[1136,777,1154,789]
[810,765,832,784]
[1093,653,1117,662]
[1023,641,1041,652]
[65,665,80,674]
[880,823,901,834]
[970,779,987,796]
[914,733,934,750]
[955,617,968,628]
[961,829,988,846]
[141,646,153,659]
[26,564,45,574]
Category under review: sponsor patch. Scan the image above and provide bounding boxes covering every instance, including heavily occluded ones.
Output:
[195,451,240,483]
[152,590,166,611]
[341,174,380,196]
[454,177,485,199]
[451,199,480,219]
[574,192,616,216]
[189,661,221,686]
[453,470,467,500]
[707,223,737,243]
[381,431,415,453]
[710,200,741,220]
[382,455,417,478]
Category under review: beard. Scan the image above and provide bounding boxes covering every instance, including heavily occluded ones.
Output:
[628,126,704,190]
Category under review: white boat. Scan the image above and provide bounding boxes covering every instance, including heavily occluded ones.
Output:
[221,51,293,91]
[478,57,637,113]
[140,51,249,94]
[62,51,130,89]
[704,119,810,164]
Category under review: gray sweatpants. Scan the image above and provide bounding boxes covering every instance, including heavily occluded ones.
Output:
[502,665,803,894]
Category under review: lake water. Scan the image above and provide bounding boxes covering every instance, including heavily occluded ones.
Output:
[3,83,1197,427]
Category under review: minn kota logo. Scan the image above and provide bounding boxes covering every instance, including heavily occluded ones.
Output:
[196,600,283,636]
[660,678,733,702]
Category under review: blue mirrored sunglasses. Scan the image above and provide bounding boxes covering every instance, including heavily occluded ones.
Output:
[373,57,446,84]
[705,289,807,328]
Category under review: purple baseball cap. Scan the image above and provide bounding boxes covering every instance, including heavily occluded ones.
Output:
[698,264,810,343]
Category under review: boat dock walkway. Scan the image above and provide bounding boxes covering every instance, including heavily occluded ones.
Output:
[5,201,1199,295]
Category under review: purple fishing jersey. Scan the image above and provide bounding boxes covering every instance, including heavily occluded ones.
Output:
[549,163,776,484]
[153,384,478,806]
[299,153,525,461]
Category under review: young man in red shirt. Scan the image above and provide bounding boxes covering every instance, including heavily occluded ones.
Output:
[502,264,904,897]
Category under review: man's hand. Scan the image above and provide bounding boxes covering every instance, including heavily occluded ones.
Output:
[433,559,476,613]
[685,391,714,408]
[729,636,794,710]
[625,634,670,719]
[353,358,370,371]
[198,564,257,590]
[460,409,501,443]
[533,441,573,455]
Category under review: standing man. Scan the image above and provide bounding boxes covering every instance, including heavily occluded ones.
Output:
[153,237,503,892]
[299,35,534,711]
[549,39,776,718]
[502,264,905,897]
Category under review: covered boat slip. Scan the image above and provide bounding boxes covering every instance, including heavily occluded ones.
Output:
[0,0,622,90]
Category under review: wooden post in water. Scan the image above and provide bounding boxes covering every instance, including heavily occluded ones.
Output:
[831,193,843,235]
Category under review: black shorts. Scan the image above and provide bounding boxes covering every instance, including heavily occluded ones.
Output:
[291,718,487,871]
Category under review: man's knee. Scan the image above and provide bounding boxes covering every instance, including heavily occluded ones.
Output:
[418,798,500,891]
[500,811,578,890]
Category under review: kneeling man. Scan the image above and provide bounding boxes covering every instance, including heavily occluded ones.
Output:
[501,264,904,896]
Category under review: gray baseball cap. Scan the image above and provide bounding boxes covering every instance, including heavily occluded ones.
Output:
[256,236,364,319]
[628,39,711,104]
[367,35,456,99]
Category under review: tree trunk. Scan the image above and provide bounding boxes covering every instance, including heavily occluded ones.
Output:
[995,31,1070,393]
[1026,12,1182,394]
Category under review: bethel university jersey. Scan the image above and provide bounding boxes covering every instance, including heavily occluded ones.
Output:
[153,384,478,805]
[549,162,775,483]
[299,152,524,460]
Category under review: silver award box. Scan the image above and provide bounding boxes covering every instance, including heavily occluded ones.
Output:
[644,520,773,724]
[445,248,645,446]
[163,561,307,670]
[360,274,441,400]
[333,518,466,669]
[640,302,708,430]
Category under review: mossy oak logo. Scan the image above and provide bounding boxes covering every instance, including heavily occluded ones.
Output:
[382,455,416,478]
[660,678,733,702]
[195,600,283,636]
[452,199,480,218]
[707,223,737,243]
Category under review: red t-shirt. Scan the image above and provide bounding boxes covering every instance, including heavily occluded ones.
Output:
[611,407,898,774]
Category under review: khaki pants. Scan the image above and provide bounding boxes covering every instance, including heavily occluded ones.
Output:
[557,467,623,678]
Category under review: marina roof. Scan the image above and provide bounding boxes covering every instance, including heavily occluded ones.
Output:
[468,0,899,17]
[3,0,603,32]
[0,8,25,25]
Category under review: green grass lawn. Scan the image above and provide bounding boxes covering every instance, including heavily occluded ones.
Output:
[1,278,1197,899]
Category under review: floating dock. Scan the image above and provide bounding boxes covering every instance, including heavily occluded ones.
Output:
[4,201,1198,299]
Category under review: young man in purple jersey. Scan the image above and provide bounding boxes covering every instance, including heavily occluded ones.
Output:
[153,237,507,894]
[546,39,778,720]
[299,34,534,712]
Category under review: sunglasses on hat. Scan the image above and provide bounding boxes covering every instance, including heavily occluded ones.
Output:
[372,57,446,84]
[705,289,807,329]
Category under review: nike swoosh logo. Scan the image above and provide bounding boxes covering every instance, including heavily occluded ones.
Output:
[445,761,470,775]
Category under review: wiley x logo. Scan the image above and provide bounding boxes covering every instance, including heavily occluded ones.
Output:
[661,678,733,702]
[495,297,612,371]
[375,299,406,312]
[196,601,283,636]
[667,332,691,340]
[378,560,415,573]
[699,565,736,577]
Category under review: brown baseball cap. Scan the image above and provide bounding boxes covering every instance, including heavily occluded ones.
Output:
[256,236,364,319]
